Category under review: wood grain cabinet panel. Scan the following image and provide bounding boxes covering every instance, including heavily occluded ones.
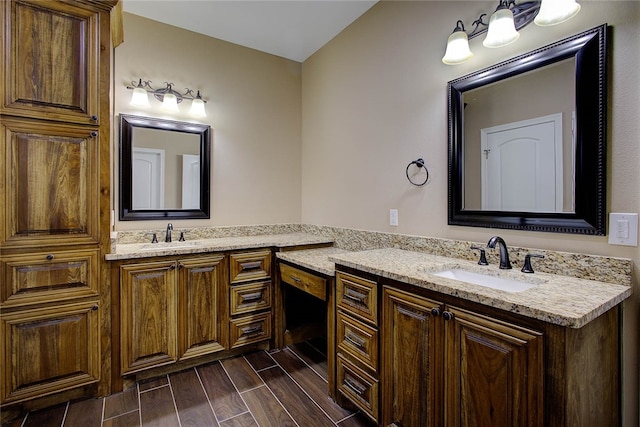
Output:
[229,250,271,284]
[337,354,379,421]
[1,249,98,307]
[444,306,543,427]
[336,272,377,325]
[0,301,100,404]
[0,0,102,124]
[1,118,99,248]
[230,281,271,316]
[120,261,178,374]
[230,312,271,349]
[336,311,378,372]
[178,255,228,360]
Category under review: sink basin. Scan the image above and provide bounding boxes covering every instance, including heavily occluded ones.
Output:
[140,241,201,251]
[432,268,539,293]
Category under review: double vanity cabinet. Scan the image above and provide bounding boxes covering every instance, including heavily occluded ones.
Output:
[111,249,274,388]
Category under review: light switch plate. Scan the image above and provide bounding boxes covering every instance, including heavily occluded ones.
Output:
[608,213,638,246]
[390,209,398,226]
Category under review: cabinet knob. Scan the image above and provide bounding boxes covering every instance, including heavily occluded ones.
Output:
[90,131,98,137]
[443,311,454,321]
[91,304,99,311]
[431,307,441,317]
[169,264,176,270]
[46,254,54,260]
[90,115,98,121]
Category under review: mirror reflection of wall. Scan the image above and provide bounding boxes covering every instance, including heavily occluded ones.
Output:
[462,58,575,213]
[132,127,200,210]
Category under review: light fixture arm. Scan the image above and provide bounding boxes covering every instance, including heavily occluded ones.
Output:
[126,78,207,103]
[461,0,541,40]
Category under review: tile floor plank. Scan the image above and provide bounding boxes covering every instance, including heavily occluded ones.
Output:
[103,386,138,420]
[337,413,377,427]
[197,362,248,422]
[241,386,296,427]
[169,369,219,427]
[271,348,352,422]
[221,357,264,392]
[244,351,277,371]
[289,342,329,381]
[22,403,66,427]
[139,386,180,427]
[258,366,335,427]
[102,411,141,427]
[218,412,258,427]
[63,398,103,427]
[139,376,169,392]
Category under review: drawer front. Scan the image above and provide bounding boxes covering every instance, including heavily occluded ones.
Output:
[1,249,99,307]
[337,312,378,371]
[230,312,272,349]
[230,281,271,315]
[336,272,377,325]
[337,354,379,423]
[230,250,271,284]
[279,263,326,301]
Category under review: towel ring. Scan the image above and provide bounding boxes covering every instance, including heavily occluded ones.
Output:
[406,158,429,186]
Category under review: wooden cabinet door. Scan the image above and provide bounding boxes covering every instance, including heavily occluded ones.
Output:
[0,0,102,124]
[120,261,177,374]
[178,255,228,360]
[1,118,99,248]
[1,301,100,404]
[382,287,444,427]
[444,306,543,427]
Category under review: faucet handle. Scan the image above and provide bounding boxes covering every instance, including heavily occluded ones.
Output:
[470,246,488,265]
[521,253,545,273]
[179,232,186,242]
[151,233,158,243]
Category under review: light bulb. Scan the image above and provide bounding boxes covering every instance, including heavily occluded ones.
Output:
[483,7,520,48]
[161,93,179,112]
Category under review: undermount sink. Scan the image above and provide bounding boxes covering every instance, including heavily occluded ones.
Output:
[432,268,540,293]
[140,241,201,251]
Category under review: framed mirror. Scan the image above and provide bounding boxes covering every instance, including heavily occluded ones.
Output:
[448,24,607,235]
[119,114,211,220]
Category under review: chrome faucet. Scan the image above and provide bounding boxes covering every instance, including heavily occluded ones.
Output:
[165,223,173,243]
[487,236,512,269]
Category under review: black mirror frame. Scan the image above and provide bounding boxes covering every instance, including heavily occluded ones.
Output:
[119,114,211,221]
[447,24,607,235]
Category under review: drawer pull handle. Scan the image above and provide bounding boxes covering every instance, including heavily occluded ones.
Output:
[344,333,365,348]
[241,325,263,335]
[242,292,263,302]
[344,289,367,303]
[344,378,366,396]
[291,276,302,283]
[46,254,55,260]
[240,261,262,271]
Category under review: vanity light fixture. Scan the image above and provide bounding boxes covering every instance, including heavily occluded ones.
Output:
[442,0,581,65]
[126,79,207,117]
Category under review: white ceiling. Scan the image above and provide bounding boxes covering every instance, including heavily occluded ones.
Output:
[122,0,378,62]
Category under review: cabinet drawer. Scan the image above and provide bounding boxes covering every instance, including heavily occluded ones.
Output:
[231,281,271,315]
[337,312,378,372]
[336,272,377,325]
[1,249,99,307]
[230,250,271,284]
[279,263,326,301]
[230,312,272,349]
[337,354,379,423]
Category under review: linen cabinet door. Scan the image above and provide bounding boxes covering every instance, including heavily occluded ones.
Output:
[0,0,102,124]
[178,255,228,360]
[120,261,177,374]
[1,119,99,248]
[444,306,543,427]
[0,301,100,404]
[381,287,444,427]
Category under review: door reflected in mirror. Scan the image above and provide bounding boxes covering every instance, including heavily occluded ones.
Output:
[462,58,575,213]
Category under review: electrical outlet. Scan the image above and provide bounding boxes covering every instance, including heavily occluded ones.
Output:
[390,209,398,226]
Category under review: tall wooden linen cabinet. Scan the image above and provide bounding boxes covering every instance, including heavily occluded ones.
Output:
[0,0,116,418]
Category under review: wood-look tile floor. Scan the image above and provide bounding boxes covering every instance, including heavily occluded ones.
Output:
[5,343,376,427]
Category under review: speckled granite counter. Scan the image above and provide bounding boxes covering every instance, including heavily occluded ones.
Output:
[276,247,351,276]
[105,233,334,261]
[328,248,632,329]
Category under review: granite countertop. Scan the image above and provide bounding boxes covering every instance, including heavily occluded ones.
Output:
[276,247,351,276]
[328,248,632,329]
[105,233,334,261]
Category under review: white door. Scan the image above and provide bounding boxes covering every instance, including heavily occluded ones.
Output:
[481,113,563,212]
[133,148,165,209]
[181,154,200,209]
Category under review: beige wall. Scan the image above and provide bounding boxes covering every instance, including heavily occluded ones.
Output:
[114,13,302,230]
[302,1,639,425]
